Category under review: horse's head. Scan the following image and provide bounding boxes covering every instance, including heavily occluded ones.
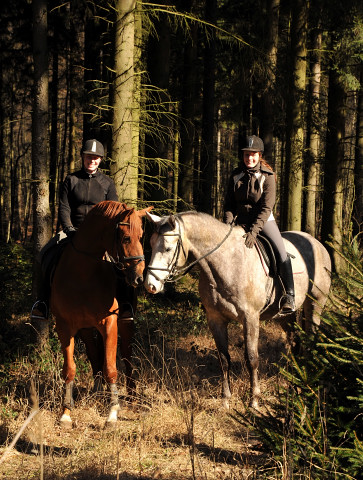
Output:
[115,205,153,287]
[144,212,187,294]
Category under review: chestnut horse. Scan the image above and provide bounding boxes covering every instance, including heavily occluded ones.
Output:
[51,201,152,427]
[144,211,331,409]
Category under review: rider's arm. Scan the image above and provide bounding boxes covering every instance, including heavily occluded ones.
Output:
[58,176,74,233]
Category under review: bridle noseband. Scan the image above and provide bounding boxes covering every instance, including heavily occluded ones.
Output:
[147,220,187,283]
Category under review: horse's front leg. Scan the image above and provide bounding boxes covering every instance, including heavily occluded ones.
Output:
[243,312,261,409]
[207,315,231,409]
[56,328,76,428]
[102,316,120,425]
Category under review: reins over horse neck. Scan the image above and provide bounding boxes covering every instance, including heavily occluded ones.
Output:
[148,217,235,283]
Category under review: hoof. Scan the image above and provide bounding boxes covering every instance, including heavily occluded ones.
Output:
[106,404,120,425]
[59,413,72,429]
[249,399,260,410]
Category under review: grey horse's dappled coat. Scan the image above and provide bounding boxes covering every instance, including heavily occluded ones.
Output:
[145,211,331,409]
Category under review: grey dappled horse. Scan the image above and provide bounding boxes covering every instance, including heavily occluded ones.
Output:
[144,211,331,409]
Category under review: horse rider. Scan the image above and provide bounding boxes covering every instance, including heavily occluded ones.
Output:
[223,135,295,314]
[31,138,135,321]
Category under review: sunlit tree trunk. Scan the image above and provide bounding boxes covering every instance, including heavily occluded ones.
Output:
[32,0,51,346]
[284,0,308,231]
[111,0,138,205]
[305,26,322,237]
[132,0,142,200]
[354,65,363,239]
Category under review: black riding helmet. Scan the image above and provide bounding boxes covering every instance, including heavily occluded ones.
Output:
[242,135,264,153]
[81,139,105,157]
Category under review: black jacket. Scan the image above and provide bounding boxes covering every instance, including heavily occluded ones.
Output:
[58,168,118,230]
[223,162,276,234]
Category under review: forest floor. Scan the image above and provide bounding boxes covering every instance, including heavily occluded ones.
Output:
[0,275,289,480]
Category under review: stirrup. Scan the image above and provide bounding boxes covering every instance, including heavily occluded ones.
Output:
[31,300,48,320]
[118,302,134,320]
[278,294,295,314]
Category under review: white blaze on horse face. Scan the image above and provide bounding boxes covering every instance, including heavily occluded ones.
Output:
[145,214,180,294]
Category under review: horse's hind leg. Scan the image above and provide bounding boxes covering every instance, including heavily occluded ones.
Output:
[118,316,136,398]
[207,315,231,409]
[56,328,76,428]
[78,328,105,393]
[243,312,261,409]
[100,317,120,425]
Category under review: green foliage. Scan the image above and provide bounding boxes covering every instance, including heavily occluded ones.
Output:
[0,241,33,321]
[233,234,363,478]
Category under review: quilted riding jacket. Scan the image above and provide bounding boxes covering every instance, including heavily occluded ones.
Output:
[223,161,276,235]
[58,168,118,230]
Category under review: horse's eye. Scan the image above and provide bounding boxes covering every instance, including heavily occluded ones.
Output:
[165,247,172,253]
[123,236,131,244]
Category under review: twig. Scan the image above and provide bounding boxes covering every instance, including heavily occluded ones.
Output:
[0,407,39,465]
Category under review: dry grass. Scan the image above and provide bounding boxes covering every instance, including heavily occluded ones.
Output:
[0,280,288,479]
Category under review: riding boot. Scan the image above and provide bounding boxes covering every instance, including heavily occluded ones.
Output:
[278,257,295,314]
[31,275,51,320]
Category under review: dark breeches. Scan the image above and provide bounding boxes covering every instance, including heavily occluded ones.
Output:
[261,220,288,263]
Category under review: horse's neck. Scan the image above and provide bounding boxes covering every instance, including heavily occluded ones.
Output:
[182,215,233,263]
[73,221,110,258]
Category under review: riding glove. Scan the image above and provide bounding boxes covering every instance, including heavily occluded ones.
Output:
[244,231,257,248]
[64,226,77,237]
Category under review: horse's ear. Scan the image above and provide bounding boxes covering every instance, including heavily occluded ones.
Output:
[146,211,161,224]
[168,215,176,230]
[139,206,154,218]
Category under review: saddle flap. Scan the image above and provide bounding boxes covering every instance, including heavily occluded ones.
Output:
[255,234,277,277]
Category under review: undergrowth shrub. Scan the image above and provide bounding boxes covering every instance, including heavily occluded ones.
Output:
[233,234,363,479]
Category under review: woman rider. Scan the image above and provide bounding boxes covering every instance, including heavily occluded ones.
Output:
[223,135,295,314]
[31,139,134,320]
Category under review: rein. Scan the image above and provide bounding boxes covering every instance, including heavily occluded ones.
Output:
[147,218,235,283]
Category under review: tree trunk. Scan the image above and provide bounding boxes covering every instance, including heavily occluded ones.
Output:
[321,69,346,272]
[49,24,58,230]
[69,0,85,174]
[353,64,363,239]
[179,2,198,209]
[199,0,217,214]
[284,0,308,231]
[111,0,138,205]
[32,0,51,346]
[144,2,171,206]
[260,0,280,167]
[305,25,322,237]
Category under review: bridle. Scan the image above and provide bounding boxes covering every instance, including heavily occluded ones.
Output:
[147,217,235,284]
[71,219,145,272]
[147,219,187,283]
[109,220,145,272]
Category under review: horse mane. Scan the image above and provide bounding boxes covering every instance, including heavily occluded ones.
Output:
[87,201,142,238]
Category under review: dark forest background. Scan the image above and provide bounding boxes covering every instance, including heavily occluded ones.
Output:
[0,0,362,273]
